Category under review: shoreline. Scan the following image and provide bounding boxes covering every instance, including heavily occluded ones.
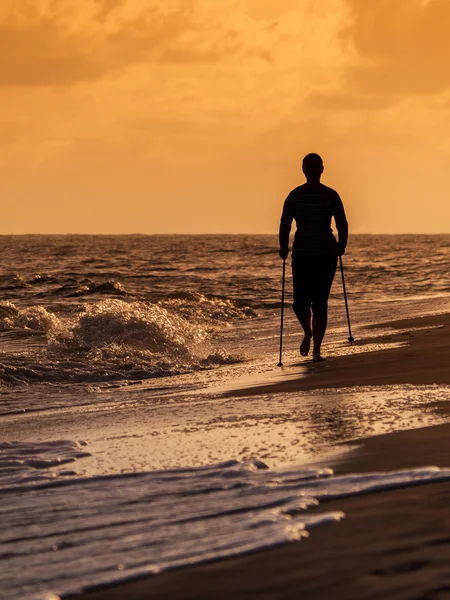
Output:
[68,423,450,600]
[224,312,450,396]
[66,311,450,600]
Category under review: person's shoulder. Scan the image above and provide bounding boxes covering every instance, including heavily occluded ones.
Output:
[319,183,339,196]
[284,186,303,201]
[289,184,308,196]
[319,184,343,204]
[291,185,306,193]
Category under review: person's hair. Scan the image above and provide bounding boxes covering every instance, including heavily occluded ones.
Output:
[302,153,323,176]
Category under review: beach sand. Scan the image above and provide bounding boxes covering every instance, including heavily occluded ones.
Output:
[67,312,450,600]
[226,312,450,395]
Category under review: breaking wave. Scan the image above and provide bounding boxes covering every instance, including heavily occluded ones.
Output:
[0,301,62,334]
[0,298,248,385]
[69,299,206,352]
[159,292,257,326]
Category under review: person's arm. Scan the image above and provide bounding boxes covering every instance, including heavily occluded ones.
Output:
[333,192,348,256]
[279,192,295,259]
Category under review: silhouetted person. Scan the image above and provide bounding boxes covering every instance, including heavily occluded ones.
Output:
[279,153,348,361]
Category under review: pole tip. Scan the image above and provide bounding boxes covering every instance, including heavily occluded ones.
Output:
[349,336,355,345]
[277,362,283,367]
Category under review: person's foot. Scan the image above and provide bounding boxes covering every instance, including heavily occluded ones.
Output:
[300,334,312,357]
[313,352,326,362]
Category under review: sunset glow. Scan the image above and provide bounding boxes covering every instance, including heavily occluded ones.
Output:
[2,0,450,234]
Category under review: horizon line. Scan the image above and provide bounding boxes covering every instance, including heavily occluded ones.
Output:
[0,231,449,237]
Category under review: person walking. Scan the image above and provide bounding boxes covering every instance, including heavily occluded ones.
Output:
[279,153,348,362]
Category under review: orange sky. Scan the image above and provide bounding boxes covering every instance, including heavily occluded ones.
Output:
[2,0,450,234]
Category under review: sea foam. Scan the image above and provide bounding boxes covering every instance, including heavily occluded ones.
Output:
[2,440,450,600]
[0,299,242,385]
[0,440,90,490]
[71,299,206,352]
[0,302,61,335]
[159,291,257,326]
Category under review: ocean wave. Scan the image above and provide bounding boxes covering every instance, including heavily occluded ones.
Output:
[27,274,57,285]
[159,291,257,325]
[52,279,128,297]
[55,299,241,380]
[0,301,62,334]
[69,299,206,351]
[4,441,450,600]
[0,273,30,290]
[0,440,89,489]
[0,301,19,320]
[72,280,128,297]
[0,299,243,385]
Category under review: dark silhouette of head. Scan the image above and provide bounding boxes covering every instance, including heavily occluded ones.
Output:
[302,153,323,182]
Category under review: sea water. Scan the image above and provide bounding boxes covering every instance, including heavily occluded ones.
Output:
[4,446,450,600]
[1,234,450,599]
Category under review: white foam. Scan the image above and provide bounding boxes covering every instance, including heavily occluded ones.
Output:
[2,441,450,599]
[0,440,89,490]
[71,299,206,351]
[0,302,61,335]
[0,299,244,387]
[159,292,257,325]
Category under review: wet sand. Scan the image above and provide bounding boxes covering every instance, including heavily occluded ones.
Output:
[68,312,450,600]
[226,312,450,395]
[69,424,450,600]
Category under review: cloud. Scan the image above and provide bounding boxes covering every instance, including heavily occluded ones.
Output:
[343,0,450,95]
[0,0,351,183]
[0,0,270,87]
[0,0,348,89]
[0,19,104,86]
[0,1,192,86]
[306,90,396,111]
[2,1,450,234]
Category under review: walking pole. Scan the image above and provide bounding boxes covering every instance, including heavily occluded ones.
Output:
[278,258,286,366]
[339,256,355,345]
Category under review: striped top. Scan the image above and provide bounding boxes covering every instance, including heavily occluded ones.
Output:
[279,183,348,256]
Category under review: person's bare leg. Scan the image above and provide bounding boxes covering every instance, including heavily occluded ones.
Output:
[312,315,327,361]
[299,311,312,356]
